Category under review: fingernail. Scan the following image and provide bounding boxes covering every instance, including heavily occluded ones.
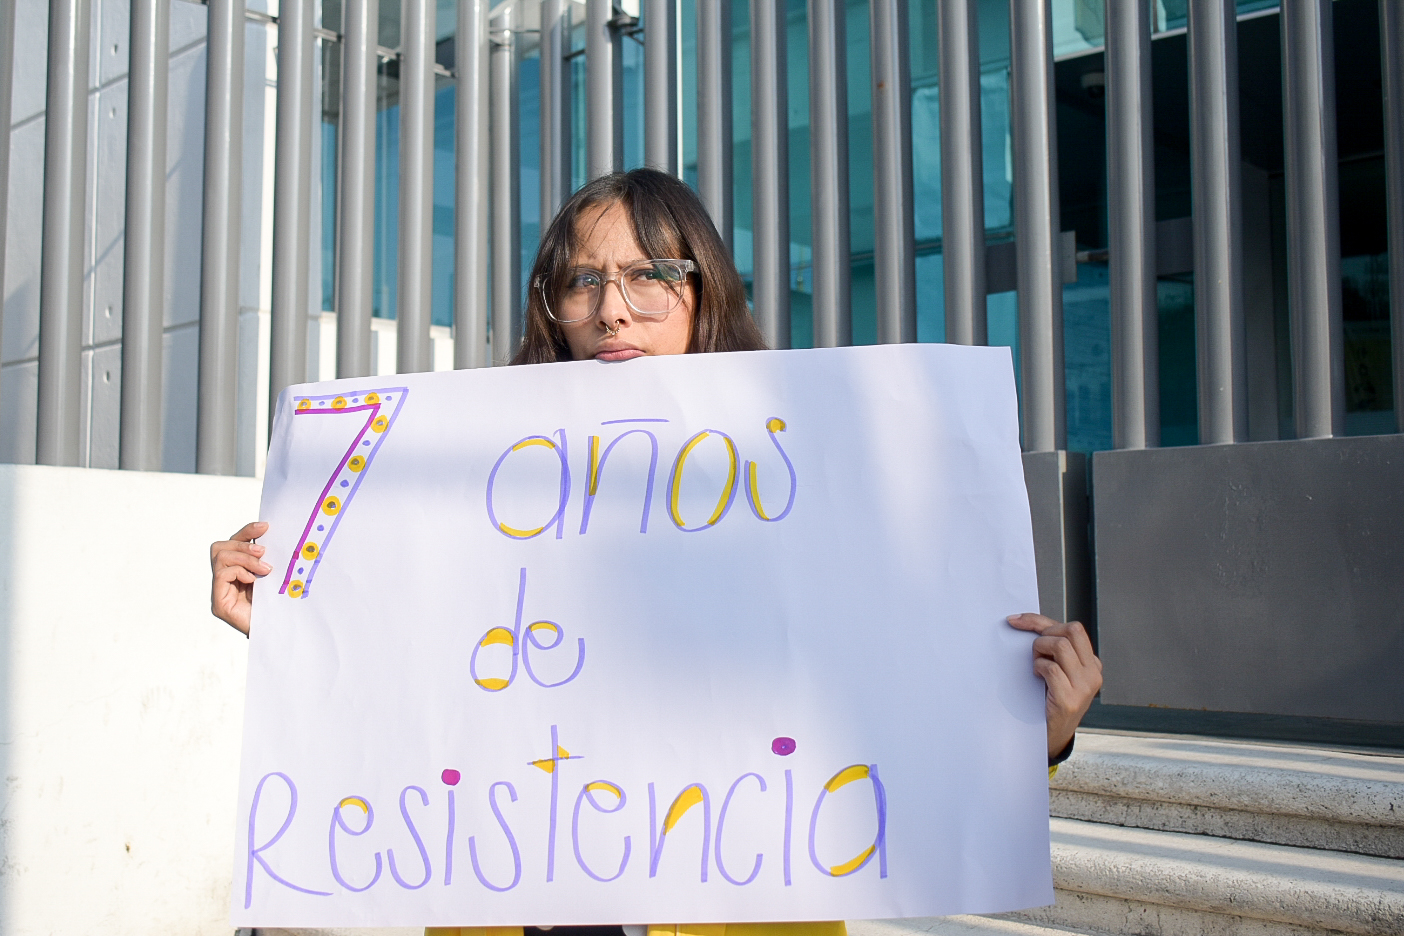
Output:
[1006,614,1021,622]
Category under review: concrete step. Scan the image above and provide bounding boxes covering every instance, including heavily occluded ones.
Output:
[1050,731,1404,858]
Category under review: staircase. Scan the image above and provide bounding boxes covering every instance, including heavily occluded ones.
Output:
[852,730,1404,936]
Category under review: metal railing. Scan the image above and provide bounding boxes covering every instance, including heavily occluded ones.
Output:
[7,0,1404,475]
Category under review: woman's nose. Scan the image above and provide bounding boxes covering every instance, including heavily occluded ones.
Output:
[598,278,630,327]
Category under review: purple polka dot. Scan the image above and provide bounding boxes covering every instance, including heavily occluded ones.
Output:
[441,768,461,786]
[297,567,305,574]
[340,480,349,487]
[317,525,324,531]
[362,440,370,446]
[771,737,796,756]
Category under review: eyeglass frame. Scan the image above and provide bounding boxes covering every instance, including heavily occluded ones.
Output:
[535,259,699,325]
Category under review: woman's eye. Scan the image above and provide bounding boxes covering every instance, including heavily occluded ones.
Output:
[568,273,601,290]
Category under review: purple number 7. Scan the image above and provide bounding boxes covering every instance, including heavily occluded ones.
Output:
[278,388,409,600]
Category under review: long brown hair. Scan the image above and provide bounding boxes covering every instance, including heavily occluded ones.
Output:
[511,169,766,364]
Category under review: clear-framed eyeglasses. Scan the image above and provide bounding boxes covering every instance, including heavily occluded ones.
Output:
[537,259,698,324]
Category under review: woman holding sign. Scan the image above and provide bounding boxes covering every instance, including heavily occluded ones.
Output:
[211,169,1102,936]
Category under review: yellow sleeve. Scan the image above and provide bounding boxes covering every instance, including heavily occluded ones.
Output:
[649,924,847,936]
[425,928,524,936]
[1049,764,1059,780]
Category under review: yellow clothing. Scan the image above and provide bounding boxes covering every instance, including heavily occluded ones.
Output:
[428,926,847,936]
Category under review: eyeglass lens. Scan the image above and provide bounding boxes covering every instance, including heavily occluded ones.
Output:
[555,261,689,323]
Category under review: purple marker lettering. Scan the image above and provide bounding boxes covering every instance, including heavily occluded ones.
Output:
[666,430,741,532]
[647,782,712,882]
[388,785,432,889]
[469,568,527,693]
[468,781,523,892]
[807,764,887,880]
[328,795,383,892]
[485,432,571,541]
[521,618,586,689]
[783,769,793,886]
[744,416,799,522]
[579,429,660,535]
[245,772,333,908]
[444,787,456,885]
[571,780,631,882]
[715,773,766,886]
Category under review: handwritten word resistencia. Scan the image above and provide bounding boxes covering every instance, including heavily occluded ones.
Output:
[243,726,888,908]
[485,417,798,542]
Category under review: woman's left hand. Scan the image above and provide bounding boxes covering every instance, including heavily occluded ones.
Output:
[1007,613,1103,759]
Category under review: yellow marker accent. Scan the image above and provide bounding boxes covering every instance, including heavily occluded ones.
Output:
[287,581,304,597]
[372,415,388,433]
[332,396,347,410]
[322,496,341,515]
[297,399,312,411]
[557,745,570,758]
[301,542,319,560]
[669,433,739,528]
[475,677,510,691]
[587,435,601,495]
[747,462,769,521]
[766,417,787,433]
[348,455,366,472]
[512,438,556,452]
[663,786,704,833]
[479,627,515,647]
[586,781,622,797]
[528,621,558,636]
[338,796,370,813]
[825,764,871,793]
[531,758,556,773]
[365,392,380,405]
[499,522,546,538]
[830,845,876,877]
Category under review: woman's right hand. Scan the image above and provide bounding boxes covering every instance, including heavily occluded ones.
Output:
[210,521,271,635]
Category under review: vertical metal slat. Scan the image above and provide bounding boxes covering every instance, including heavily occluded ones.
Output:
[121,0,170,470]
[1009,0,1066,452]
[336,0,378,379]
[698,0,733,247]
[587,0,622,179]
[197,0,245,473]
[870,0,915,344]
[1106,0,1160,448]
[751,0,790,349]
[540,0,571,228]
[456,0,491,368]
[1283,0,1344,439]
[938,0,987,347]
[0,0,17,412]
[1188,0,1247,444]
[36,0,91,466]
[1384,0,1404,433]
[644,0,678,175]
[808,0,851,348]
[491,6,521,363]
[398,0,436,374]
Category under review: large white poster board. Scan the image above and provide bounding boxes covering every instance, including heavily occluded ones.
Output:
[233,344,1054,928]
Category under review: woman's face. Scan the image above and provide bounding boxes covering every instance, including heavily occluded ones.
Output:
[559,202,695,362]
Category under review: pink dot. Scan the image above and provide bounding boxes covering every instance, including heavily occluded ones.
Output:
[771,737,796,756]
[441,768,461,786]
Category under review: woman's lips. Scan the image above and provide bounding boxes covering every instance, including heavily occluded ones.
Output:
[595,347,646,362]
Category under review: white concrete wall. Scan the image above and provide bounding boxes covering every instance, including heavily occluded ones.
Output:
[0,463,259,934]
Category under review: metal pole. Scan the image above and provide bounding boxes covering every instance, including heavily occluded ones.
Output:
[399,0,436,374]
[336,0,378,379]
[36,0,91,466]
[491,7,522,363]
[269,0,314,421]
[870,0,915,344]
[1009,0,1065,452]
[1384,0,1404,433]
[938,0,987,347]
[198,0,245,474]
[0,0,17,413]
[456,0,491,368]
[808,0,851,348]
[540,0,572,228]
[121,0,170,470]
[645,0,679,175]
[1188,0,1247,444]
[751,0,790,349]
[698,0,733,248]
[1282,0,1344,439]
[587,0,622,179]
[1106,0,1160,449]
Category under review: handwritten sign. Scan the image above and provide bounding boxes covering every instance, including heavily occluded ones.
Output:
[233,344,1054,928]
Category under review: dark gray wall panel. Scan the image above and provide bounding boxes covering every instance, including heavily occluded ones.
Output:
[1023,451,1091,629]
[1093,436,1404,723]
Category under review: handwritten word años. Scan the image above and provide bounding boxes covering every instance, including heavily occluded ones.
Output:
[485,416,799,541]
[243,726,887,908]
